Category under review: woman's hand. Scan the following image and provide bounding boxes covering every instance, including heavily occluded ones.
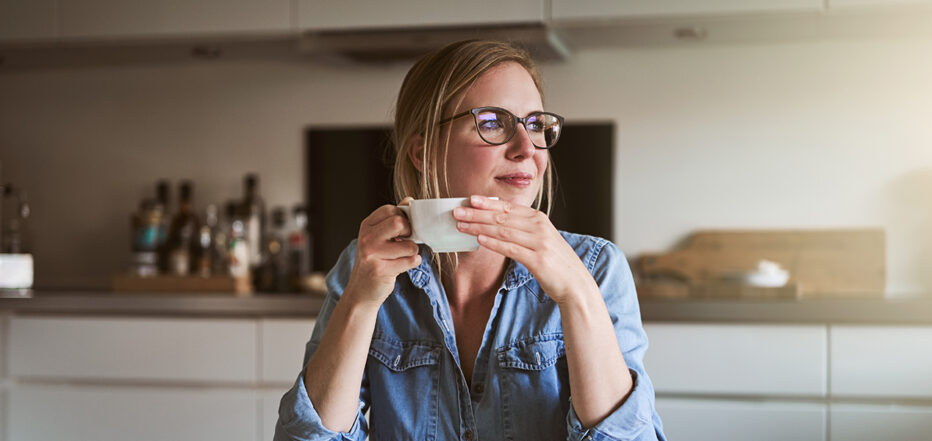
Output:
[453,195,597,305]
[344,200,421,306]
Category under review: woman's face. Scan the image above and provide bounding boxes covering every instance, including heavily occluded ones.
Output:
[439,62,548,207]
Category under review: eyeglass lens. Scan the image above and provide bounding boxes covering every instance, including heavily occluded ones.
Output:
[475,108,562,148]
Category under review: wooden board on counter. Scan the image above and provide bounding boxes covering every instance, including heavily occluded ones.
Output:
[111,274,252,296]
[637,229,885,298]
[637,280,801,300]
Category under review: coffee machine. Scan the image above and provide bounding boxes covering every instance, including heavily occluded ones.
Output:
[0,161,33,296]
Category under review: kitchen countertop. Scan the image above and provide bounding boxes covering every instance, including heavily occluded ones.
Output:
[2,291,932,324]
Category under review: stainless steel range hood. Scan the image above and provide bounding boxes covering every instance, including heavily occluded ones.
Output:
[297,23,571,63]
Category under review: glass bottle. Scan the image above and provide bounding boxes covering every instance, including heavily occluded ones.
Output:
[240,174,266,271]
[165,181,200,276]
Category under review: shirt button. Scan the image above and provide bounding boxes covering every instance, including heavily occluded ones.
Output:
[474,383,484,394]
[464,430,474,440]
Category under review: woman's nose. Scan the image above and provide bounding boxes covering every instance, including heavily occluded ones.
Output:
[505,124,537,160]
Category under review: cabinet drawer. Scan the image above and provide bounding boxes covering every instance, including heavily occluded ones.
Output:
[260,319,316,383]
[658,398,826,441]
[830,325,932,397]
[59,0,292,39]
[552,0,824,20]
[0,0,57,40]
[9,316,257,383]
[830,403,932,441]
[296,0,544,31]
[644,323,827,396]
[9,384,256,441]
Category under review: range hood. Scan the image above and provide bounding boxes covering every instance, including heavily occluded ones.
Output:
[297,23,571,63]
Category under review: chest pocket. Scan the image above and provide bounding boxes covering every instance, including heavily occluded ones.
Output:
[366,336,441,441]
[497,334,570,441]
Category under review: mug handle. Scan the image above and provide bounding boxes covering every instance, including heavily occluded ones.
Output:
[397,205,423,244]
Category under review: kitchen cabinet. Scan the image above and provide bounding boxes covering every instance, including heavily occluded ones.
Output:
[644,323,827,396]
[295,0,545,31]
[830,325,932,398]
[829,403,932,441]
[0,0,57,41]
[3,314,315,441]
[551,0,825,21]
[657,398,826,441]
[9,316,257,382]
[57,0,293,39]
[830,0,932,7]
[8,384,256,441]
[260,318,316,383]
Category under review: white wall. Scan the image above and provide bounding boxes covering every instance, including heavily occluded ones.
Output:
[1,35,930,295]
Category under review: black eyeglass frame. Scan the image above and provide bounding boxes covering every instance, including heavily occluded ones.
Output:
[437,106,565,150]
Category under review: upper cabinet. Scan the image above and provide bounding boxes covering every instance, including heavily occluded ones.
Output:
[552,0,825,21]
[295,0,546,31]
[0,0,57,41]
[830,0,932,7]
[57,0,293,39]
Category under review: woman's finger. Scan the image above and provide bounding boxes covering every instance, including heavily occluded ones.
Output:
[362,204,405,229]
[452,206,543,234]
[457,221,539,250]
[476,233,535,263]
[468,195,539,217]
[369,212,413,240]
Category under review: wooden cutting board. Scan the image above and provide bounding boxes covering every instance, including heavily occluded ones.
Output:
[637,229,885,297]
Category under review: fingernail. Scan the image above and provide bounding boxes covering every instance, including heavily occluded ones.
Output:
[453,207,464,217]
[471,195,482,204]
[457,222,469,230]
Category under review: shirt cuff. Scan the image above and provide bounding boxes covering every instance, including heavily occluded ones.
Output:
[274,373,366,441]
[566,369,654,441]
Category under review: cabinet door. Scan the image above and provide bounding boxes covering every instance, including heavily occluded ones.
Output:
[830,0,932,7]
[644,323,827,396]
[658,398,826,441]
[830,404,932,441]
[296,0,544,31]
[260,319,316,383]
[0,0,56,41]
[261,391,283,441]
[830,325,932,398]
[552,0,824,20]
[58,0,292,39]
[8,384,256,441]
[9,316,257,383]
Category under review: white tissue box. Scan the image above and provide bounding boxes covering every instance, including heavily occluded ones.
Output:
[0,254,34,288]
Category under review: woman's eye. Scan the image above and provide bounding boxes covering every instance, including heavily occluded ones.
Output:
[479,119,505,131]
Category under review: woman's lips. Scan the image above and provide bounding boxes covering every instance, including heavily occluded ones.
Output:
[495,175,533,187]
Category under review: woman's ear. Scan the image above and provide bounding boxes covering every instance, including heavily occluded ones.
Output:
[406,134,425,173]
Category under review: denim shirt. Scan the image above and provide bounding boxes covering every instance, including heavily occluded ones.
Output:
[275,231,666,441]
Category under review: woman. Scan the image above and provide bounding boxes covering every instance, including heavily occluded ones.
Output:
[275,40,666,441]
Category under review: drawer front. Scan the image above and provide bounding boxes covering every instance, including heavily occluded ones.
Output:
[260,319,316,383]
[830,325,932,397]
[657,398,826,441]
[9,384,256,441]
[261,391,283,441]
[9,316,257,383]
[830,404,932,441]
[644,323,827,396]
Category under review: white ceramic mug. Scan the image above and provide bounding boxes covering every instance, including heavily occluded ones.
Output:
[398,197,495,253]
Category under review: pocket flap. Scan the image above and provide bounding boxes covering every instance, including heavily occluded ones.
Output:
[497,335,566,371]
[368,337,440,372]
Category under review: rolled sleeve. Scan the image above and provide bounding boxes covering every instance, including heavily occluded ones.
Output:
[273,373,367,441]
[566,370,655,441]
[273,242,369,441]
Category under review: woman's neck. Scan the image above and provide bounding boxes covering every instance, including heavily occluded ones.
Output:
[441,247,508,308]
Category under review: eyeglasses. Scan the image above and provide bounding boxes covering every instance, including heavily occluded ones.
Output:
[437,106,565,149]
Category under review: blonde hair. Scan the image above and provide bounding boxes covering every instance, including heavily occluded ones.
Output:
[390,40,555,275]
